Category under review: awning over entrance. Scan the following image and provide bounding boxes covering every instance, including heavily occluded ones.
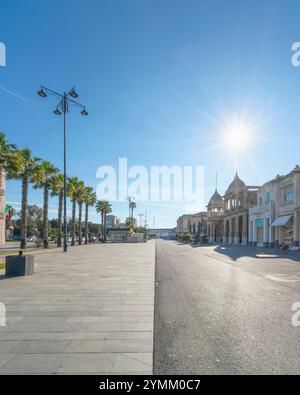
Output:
[271,215,292,227]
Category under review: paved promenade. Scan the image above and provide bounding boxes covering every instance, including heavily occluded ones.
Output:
[0,242,155,374]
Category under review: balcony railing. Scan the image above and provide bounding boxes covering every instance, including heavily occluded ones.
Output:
[224,205,244,213]
[208,211,223,218]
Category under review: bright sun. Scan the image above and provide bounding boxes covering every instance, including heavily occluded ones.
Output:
[223,120,251,152]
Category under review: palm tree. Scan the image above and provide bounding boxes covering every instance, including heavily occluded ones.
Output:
[9,149,41,249]
[83,187,96,244]
[129,200,136,219]
[95,200,112,243]
[0,133,16,215]
[32,161,59,248]
[104,202,112,242]
[67,177,80,246]
[0,132,16,172]
[50,173,64,247]
[77,181,85,245]
[125,217,136,230]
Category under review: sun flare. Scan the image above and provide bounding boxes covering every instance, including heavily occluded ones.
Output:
[223,120,251,152]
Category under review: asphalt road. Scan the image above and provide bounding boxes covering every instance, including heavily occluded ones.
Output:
[154,240,300,375]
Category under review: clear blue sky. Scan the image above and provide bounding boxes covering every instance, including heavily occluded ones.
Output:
[1,0,300,228]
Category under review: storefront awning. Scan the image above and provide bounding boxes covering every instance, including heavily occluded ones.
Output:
[271,215,292,227]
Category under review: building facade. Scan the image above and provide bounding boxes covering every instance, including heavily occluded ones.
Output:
[249,165,300,247]
[177,168,300,248]
[223,173,259,245]
[106,215,120,228]
[0,169,6,245]
[177,212,208,236]
[149,229,173,238]
[207,190,224,243]
[249,179,276,247]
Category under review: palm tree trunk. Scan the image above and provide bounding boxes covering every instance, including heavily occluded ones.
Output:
[78,202,82,245]
[71,199,76,246]
[101,211,104,243]
[85,203,88,244]
[57,191,63,247]
[104,213,107,243]
[43,184,49,249]
[20,176,28,249]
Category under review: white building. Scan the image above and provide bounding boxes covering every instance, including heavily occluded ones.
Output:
[249,179,276,247]
[249,165,300,247]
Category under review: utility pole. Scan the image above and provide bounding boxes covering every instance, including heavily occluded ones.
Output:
[138,213,144,228]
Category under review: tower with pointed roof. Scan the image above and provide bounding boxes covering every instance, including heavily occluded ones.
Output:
[223,172,259,245]
[207,189,224,243]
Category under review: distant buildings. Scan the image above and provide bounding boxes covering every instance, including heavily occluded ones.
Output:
[0,170,5,246]
[177,166,300,248]
[149,229,174,238]
[106,228,145,243]
[177,212,208,236]
[106,215,120,228]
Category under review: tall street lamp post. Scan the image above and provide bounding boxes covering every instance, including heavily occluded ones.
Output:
[37,86,88,252]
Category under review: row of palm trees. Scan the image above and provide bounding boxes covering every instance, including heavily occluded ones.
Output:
[95,200,112,243]
[1,131,102,249]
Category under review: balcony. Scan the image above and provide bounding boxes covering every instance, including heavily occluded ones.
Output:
[224,205,244,214]
[208,211,223,218]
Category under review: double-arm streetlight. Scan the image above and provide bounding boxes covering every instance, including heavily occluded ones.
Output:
[38,86,88,252]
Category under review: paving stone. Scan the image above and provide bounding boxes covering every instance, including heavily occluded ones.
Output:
[56,353,116,373]
[0,354,67,374]
[64,339,153,353]
[0,242,155,374]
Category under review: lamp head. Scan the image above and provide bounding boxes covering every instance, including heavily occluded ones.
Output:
[38,88,47,98]
[53,108,62,115]
[70,88,79,98]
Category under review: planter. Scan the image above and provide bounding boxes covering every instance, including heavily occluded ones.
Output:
[5,254,35,277]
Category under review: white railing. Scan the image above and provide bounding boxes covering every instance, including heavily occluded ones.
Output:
[208,212,223,218]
